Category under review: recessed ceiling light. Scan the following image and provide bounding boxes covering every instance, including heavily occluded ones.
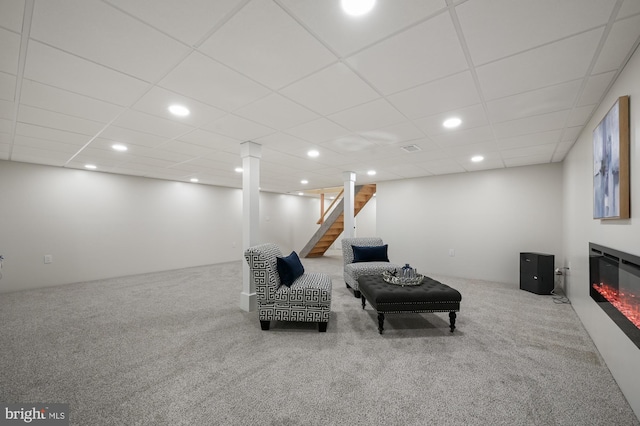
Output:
[298,192,304,196]
[443,117,462,128]
[301,179,309,184]
[168,104,190,117]
[341,0,376,16]
[112,144,127,152]
[367,170,376,176]
[471,155,484,163]
[234,167,243,173]
[190,178,199,183]
[307,149,319,158]
[84,164,97,170]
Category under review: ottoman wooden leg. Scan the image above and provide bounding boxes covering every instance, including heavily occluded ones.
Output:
[353,289,361,299]
[361,295,366,309]
[378,312,385,334]
[449,312,456,332]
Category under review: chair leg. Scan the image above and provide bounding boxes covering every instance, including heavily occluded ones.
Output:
[318,322,328,332]
[260,320,270,330]
[353,289,361,298]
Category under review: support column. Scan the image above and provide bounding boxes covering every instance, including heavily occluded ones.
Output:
[240,141,261,312]
[343,171,356,238]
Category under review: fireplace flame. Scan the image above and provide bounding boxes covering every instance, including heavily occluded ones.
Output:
[592,282,640,329]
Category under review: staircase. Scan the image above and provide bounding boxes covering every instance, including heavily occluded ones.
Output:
[300,184,376,258]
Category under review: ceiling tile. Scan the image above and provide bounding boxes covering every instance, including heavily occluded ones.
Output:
[31,0,190,82]
[177,129,240,153]
[578,71,616,106]
[278,0,447,57]
[414,104,488,136]
[285,118,349,144]
[0,0,25,33]
[0,28,20,75]
[10,145,71,166]
[18,105,104,136]
[0,72,16,102]
[501,143,556,160]
[592,14,640,74]
[497,130,562,150]
[457,0,616,65]
[347,12,467,95]
[280,62,379,115]
[158,51,270,112]
[19,80,124,123]
[567,104,596,127]
[234,93,319,129]
[112,110,194,139]
[486,80,582,123]
[432,125,495,148]
[0,118,11,134]
[24,41,149,106]
[493,111,569,139]
[618,0,640,19]
[388,71,481,119]
[203,114,276,141]
[328,98,405,132]
[476,28,603,101]
[131,86,226,127]
[103,0,245,46]
[100,126,167,148]
[198,0,336,90]
[361,121,425,146]
[15,123,90,145]
[0,100,12,120]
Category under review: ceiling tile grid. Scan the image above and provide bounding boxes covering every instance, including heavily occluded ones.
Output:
[0,0,638,194]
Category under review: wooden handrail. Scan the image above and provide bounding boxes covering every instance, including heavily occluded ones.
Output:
[317,189,344,224]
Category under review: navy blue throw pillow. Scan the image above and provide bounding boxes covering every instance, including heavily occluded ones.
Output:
[352,245,389,263]
[276,251,305,287]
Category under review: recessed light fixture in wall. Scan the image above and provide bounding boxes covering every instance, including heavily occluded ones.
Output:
[443,117,462,128]
[84,164,97,170]
[307,149,319,158]
[234,167,243,173]
[112,144,127,152]
[341,0,376,16]
[168,104,190,117]
[471,155,484,162]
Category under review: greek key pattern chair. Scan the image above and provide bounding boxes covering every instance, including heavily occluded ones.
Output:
[342,237,401,298]
[244,243,332,332]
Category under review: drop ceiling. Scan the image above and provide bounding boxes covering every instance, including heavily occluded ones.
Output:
[1,0,639,194]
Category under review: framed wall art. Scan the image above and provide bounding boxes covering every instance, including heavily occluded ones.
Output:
[593,95,630,220]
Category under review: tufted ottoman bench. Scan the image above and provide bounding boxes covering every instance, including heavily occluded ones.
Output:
[358,274,462,334]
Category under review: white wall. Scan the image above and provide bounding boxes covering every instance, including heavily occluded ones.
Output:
[377,162,563,284]
[0,160,321,292]
[563,46,640,417]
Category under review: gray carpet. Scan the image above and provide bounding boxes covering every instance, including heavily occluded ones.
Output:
[1,255,638,426]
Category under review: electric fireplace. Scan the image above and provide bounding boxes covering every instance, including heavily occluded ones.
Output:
[590,243,640,349]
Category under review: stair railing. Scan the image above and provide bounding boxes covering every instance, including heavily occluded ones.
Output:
[317,189,344,224]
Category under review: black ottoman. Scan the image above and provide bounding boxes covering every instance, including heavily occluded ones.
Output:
[358,274,462,334]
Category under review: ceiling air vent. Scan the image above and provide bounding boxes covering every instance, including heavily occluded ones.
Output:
[400,144,421,153]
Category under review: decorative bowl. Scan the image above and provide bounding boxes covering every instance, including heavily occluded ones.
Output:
[382,270,424,286]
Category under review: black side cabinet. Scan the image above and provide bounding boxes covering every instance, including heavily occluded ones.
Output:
[520,252,554,295]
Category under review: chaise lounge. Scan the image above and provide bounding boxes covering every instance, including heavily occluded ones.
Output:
[244,243,332,332]
[342,237,402,298]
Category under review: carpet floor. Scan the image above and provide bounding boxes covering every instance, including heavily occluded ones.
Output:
[1,255,638,425]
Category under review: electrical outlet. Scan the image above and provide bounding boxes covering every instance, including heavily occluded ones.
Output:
[44,255,53,264]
